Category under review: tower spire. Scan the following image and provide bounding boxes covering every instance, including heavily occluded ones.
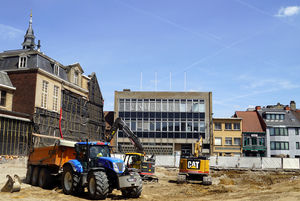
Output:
[22,9,36,50]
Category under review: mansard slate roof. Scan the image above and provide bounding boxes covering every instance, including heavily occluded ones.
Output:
[0,49,69,81]
[257,108,300,127]
[235,111,264,133]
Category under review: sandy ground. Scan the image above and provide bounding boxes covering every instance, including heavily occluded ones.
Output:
[1,159,300,201]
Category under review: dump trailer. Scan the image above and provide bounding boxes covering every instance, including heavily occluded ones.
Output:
[26,139,142,199]
[177,137,212,185]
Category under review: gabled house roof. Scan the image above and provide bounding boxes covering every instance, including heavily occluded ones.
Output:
[235,111,265,133]
[257,108,300,127]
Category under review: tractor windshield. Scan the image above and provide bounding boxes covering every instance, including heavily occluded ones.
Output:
[90,145,110,158]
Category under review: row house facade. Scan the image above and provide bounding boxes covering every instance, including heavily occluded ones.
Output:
[212,117,243,156]
[234,110,266,157]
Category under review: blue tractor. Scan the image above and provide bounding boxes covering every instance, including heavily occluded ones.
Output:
[61,140,142,199]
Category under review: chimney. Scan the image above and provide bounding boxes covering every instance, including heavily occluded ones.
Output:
[290,101,296,111]
[284,106,290,111]
[255,106,261,111]
[37,40,41,52]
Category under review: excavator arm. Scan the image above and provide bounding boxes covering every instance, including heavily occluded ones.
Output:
[105,117,144,154]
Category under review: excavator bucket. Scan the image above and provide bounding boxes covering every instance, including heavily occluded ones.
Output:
[1,174,21,193]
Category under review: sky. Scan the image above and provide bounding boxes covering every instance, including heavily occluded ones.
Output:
[1,0,300,118]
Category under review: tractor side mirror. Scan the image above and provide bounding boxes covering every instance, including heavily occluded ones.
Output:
[75,144,80,153]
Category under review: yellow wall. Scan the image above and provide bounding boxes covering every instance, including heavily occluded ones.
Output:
[35,71,88,113]
[0,89,14,111]
[212,118,243,156]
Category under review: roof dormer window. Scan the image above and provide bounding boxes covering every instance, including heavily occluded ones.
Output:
[19,56,27,68]
[74,71,78,85]
[54,64,59,76]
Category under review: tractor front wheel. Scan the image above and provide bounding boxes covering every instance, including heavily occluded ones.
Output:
[87,171,109,200]
[121,183,143,198]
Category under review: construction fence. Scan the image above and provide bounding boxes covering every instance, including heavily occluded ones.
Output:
[111,154,300,170]
[0,117,33,157]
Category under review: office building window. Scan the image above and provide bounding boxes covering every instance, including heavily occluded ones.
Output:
[175,100,180,112]
[244,137,249,146]
[162,122,167,131]
[156,122,161,131]
[52,85,59,111]
[200,122,205,132]
[199,100,205,112]
[137,99,143,111]
[296,128,299,135]
[150,99,155,111]
[187,122,192,131]
[137,121,142,131]
[180,100,186,112]
[252,138,257,146]
[225,123,232,130]
[214,123,221,130]
[266,114,285,120]
[175,122,180,131]
[181,122,186,131]
[225,137,232,145]
[234,138,240,145]
[119,99,124,111]
[258,138,265,146]
[143,121,149,131]
[41,81,48,108]
[270,127,288,136]
[187,100,192,112]
[168,99,174,111]
[162,99,167,111]
[270,141,289,150]
[297,142,300,149]
[168,122,173,131]
[193,122,198,132]
[0,90,7,106]
[131,99,136,111]
[131,122,136,131]
[144,99,149,111]
[233,123,240,130]
[215,137,222,145]
[156,99,161,111]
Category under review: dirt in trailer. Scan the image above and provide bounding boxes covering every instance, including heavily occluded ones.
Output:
[1,159,300,201]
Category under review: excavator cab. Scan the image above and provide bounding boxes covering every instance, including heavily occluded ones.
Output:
[124,153,143,170]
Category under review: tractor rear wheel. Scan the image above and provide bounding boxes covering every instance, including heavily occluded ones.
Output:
[62,165,80,195]
[87,171,109,200]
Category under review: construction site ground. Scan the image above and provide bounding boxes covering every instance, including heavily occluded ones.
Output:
[1,159,300,201]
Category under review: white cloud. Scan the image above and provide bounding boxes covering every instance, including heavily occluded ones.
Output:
[0,24,23,40]
[275,6,300,18]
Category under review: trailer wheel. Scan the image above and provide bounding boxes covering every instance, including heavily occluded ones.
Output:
[25,165,34,184]
[38,168,53,189]
[87,171,109,200]
[62,165,79,195]
[31,166,41,186]
[121,183,143,198]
